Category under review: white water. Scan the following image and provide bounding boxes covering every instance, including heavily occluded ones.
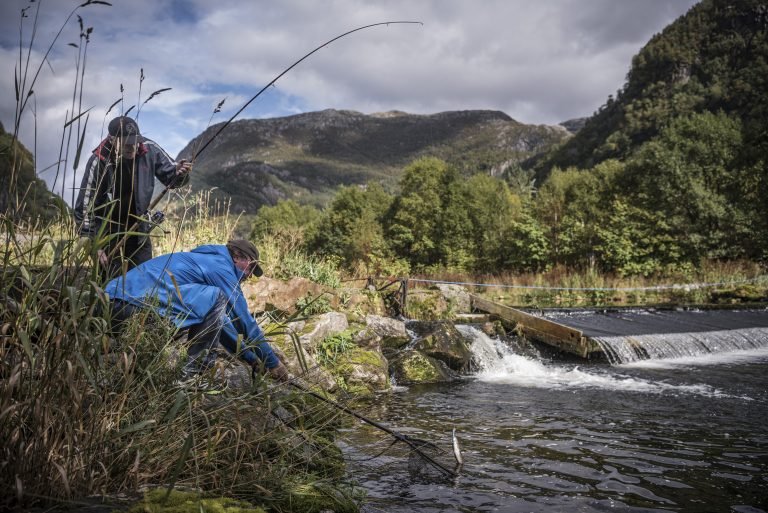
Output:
[593,327,768,364]
[457,325,741,398]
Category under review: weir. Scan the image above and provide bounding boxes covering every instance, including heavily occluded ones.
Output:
[469,295,768,364]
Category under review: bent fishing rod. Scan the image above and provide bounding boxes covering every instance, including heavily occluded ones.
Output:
[106,21,422,263]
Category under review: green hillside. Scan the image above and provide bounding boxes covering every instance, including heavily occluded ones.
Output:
[251,0,768,277]
[0,122,66,222]
[177,109,569,213]
[534,0,767,176]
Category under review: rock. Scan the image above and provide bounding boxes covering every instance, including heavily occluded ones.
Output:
[390,350,456,384]
[272,335,337,391]
[360,315,410,350]
[340,290,386,322]
[481,320,506,337]
[333,348,390,395]
[408,321,473,372]
[405,289,450,320]
[242,277,335,314]
[297,312,349,352]
[435,283,471,313]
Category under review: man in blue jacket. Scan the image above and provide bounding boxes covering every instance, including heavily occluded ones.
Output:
[105,239,289,382]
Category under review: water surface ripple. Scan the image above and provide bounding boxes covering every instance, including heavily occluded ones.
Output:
[343,329,768,512]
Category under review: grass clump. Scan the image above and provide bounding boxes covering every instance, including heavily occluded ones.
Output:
[128,489,266,513]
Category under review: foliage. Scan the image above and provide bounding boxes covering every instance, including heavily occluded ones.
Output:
[316,330,357,366]
[251,199,320,241]
[305,184,394,271]
[295,293,333,316]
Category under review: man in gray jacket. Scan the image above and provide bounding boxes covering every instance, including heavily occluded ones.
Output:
[74,116,191,276]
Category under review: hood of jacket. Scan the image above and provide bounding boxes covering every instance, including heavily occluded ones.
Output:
[191,244,247,281]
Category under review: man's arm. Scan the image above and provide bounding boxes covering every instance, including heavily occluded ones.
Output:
[145,139,191,188]
[74,154,109,239]
[206,265,283,372]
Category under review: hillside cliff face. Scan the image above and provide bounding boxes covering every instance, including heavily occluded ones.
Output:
[177,109,569,213]
[534,0,768,176]
[0,122,66,221]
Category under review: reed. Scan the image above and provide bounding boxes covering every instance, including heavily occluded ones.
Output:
[2,4,359,511]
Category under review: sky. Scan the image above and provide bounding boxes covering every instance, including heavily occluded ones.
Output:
[0,0,700,204]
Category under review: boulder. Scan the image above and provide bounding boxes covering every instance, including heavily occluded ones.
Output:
[242,277,336,314]
[272,341,337,391]
[407,321,473,372]
[435,283,471,313]
[332,347,390,395]
[390,350,456,384]
[296,312,349,352]
[356,315,410,352]
[404,289,450,320]
[339,289,387,322]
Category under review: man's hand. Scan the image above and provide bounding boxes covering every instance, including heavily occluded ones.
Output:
[269,362,291,383]
[97,249,109,267]
[176,159,192,176]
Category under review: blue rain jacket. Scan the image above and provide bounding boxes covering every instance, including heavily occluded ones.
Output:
[104,244,278,368]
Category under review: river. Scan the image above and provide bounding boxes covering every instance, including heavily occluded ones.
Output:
[340,326,768,513]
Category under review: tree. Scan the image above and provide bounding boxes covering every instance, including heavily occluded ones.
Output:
[306,184,393,269]
[463,174,522,272]
[384,157,454,269]
[620,111,745,262]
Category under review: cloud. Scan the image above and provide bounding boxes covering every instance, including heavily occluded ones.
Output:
[0,0,699,203]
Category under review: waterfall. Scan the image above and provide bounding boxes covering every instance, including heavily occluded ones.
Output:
[456,324,748,396]
[593,327,768,365]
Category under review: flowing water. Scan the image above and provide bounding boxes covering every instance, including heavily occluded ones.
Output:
[341,326,768,513]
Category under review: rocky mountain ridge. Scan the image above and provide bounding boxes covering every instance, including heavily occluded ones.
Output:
[176,108,571,213]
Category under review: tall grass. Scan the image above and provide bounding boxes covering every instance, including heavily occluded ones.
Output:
[1,4,359,511]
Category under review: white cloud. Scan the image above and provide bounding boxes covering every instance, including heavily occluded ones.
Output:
[0,0,699,203]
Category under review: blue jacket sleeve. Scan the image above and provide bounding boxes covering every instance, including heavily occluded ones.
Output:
[205,262,279,368]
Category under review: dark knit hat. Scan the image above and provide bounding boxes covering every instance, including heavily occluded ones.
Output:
[226,239,263,277]
[108,116,141,143]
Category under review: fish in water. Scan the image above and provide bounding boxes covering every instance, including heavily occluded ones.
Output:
[452,427,463,466]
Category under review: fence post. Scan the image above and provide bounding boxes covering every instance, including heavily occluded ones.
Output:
[400,278,408,317]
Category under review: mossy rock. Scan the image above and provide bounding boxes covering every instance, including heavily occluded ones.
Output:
[329,347,390,395]
[405,289,451,320]
[391,350,455,384]
[127,489,266,513]
[409,321,472,372]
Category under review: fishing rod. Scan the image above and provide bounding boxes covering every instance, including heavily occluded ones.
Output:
[105,20,422,264]
[289,380,457,477]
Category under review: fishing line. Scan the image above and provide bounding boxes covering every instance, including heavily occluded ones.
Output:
[106,20,422,262]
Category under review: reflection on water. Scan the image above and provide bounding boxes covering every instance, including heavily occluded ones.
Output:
[341,327,768,513]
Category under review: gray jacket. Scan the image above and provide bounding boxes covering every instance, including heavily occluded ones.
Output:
[74,136,189,238]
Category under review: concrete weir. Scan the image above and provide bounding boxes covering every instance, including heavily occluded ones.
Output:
[469,295,768,361]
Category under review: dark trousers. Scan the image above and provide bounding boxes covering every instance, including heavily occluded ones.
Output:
[109,291,228,379]
[103,235,153,281]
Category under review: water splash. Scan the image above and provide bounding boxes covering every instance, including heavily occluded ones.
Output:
[457,325,733,397]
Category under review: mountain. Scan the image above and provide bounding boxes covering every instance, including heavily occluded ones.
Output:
[532,0,768,177]
[176,109,570,213]
[0,121,66,222]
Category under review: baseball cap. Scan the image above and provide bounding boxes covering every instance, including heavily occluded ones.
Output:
[226,239,264,277]
[108,116,141,144]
